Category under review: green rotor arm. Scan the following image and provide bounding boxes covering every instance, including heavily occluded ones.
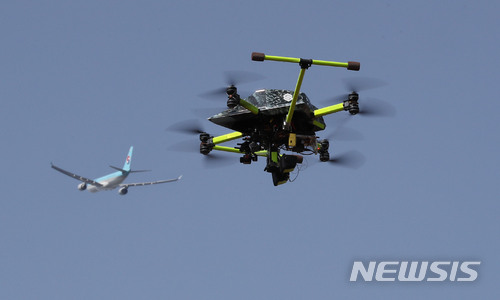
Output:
[212,145,267,157]
[212,131,244,145]
[313,103,345,118]
[210,131,268,157]
[239,98,259,115]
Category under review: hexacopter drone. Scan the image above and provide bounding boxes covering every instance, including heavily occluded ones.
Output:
[178,52,383,186]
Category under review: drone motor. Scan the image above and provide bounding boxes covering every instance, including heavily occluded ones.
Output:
[344,92,360,115]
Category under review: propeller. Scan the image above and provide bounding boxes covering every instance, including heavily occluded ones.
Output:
[199,70,265,100]
[166,120,236,168]
[166,139,236,169]
[166,119,206,135]
[357,97,396,117]
[202,152,237,168]
[322,77,395,118]
[223,70,265,87]
[327,150,366,169]
[324,115,364,141]
[342,77,388,93]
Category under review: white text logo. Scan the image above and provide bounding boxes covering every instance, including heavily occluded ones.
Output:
[350,261,480,282]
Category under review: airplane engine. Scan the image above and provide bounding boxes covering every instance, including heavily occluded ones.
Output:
[118,187,128,195]
[78,182,87,191]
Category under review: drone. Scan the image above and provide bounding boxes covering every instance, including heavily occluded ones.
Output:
[174,52,385,186]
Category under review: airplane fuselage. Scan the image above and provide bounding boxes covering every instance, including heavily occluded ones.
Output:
[87,171,129,192]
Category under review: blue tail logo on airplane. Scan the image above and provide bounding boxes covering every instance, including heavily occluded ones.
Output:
[123,146,133,172]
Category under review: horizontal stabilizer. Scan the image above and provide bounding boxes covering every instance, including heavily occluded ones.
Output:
[110,165,151,173]
[109,165,127,173]
[130,169,151,173]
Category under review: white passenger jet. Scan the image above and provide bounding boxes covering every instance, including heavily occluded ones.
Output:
[51,146,181,195]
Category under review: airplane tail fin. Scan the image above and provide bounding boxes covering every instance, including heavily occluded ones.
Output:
[123,146,133,172]
[109,146,151,173]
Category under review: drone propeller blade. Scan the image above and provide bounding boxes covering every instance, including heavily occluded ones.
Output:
[320,94,396,118]
[198,70,265,100]
[166,119,206,135]
[319,93,350,105]
[166,140,236,169]
[328,150,366,169]
[199,86,255,101]
[167,139,199,152]
[199,87,229,99]
[342,77,388,93]
[324,115,364,141]
[358,97,396,118]
[223,70,265,87]
[202,152,236,169]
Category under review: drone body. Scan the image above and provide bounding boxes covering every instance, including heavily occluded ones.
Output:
[195,52,364,186]
[209,89,325,140]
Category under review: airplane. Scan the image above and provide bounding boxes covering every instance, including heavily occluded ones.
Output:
[51,146,182,195]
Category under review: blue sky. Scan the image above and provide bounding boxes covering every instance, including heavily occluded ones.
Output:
[1,1,499,299]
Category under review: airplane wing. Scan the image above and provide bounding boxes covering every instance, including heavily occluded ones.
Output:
[120,175,182,188]
[51,163,104,187]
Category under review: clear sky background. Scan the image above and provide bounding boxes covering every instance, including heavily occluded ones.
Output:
[1,1,499,299]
